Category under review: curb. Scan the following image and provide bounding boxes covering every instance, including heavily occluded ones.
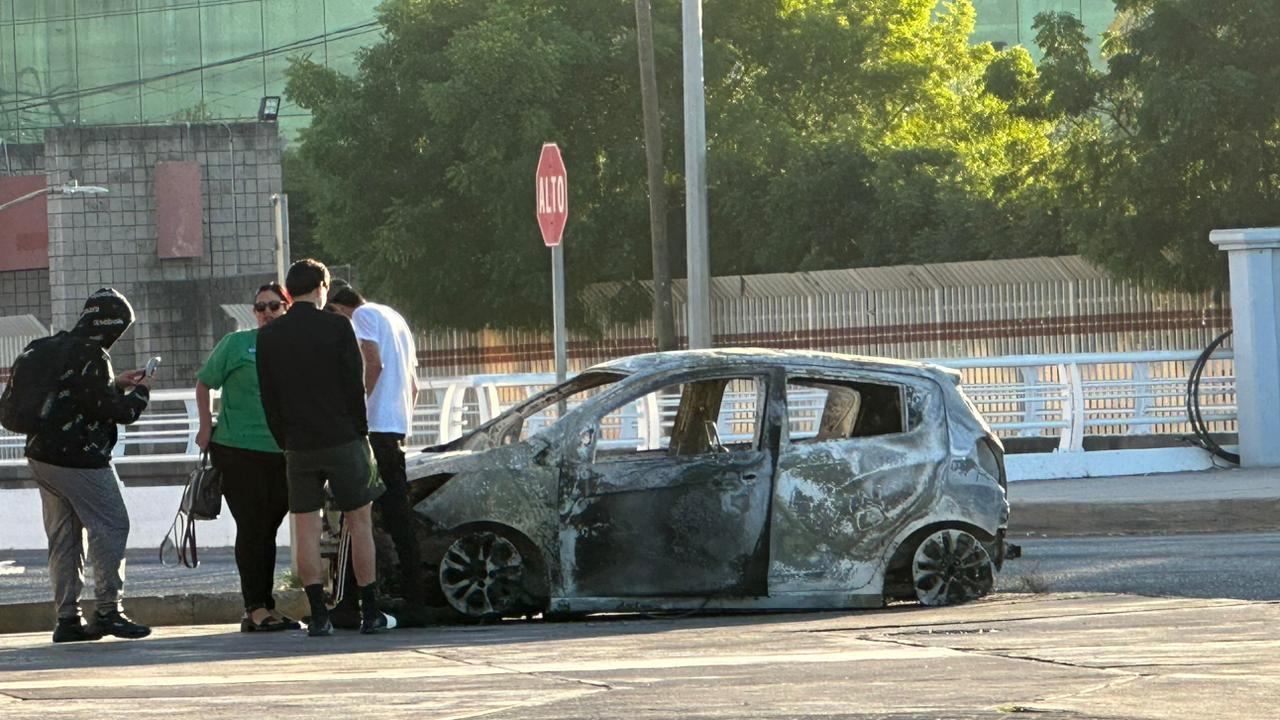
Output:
[0,591,307,635]
[1009,498,1280,537]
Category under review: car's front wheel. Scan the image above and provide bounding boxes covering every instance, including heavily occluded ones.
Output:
[910,528,995,606]
[438,528,546,620]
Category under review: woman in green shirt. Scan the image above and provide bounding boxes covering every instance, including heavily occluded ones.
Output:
[195,282,300,632]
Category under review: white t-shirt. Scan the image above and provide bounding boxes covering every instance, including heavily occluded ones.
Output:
[351,302,419,435]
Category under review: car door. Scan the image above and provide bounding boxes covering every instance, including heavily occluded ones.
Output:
[557,370,782,598]
[769,372,948,593]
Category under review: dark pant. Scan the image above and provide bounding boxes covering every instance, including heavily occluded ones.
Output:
[342,432,424,603]
[210,442,289,611]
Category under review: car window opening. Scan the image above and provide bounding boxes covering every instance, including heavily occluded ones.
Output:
[593,376,763,460]
[787,378,906,443]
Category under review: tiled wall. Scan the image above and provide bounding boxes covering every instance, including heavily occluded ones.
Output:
[43,123,283,385]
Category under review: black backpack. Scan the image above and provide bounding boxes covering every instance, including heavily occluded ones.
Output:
[0,334,73,435]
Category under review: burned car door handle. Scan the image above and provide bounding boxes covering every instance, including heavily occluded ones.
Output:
[712,472,756,491]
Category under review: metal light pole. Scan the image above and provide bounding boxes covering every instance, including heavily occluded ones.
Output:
[682,0,711,349]
[271,193,291,283]
[0,180,108,212]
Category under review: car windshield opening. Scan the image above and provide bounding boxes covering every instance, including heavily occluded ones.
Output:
[490,371,627,444]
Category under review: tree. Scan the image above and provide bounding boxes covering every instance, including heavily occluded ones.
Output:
[288,0,675,330]
[705,0,1064,273]
[286,0,1064,331]
[998,1,1280,291]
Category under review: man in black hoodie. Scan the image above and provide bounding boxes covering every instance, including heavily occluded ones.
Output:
[25,288,153,643]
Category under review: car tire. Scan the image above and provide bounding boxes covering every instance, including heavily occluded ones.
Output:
[910,528,995,607]
[437,527,547,620]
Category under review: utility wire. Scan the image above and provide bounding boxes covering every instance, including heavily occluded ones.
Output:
[1,20,381,113]
[64,39,367,121]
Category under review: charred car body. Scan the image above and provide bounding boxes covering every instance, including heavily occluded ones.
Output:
[406,348,1010,619]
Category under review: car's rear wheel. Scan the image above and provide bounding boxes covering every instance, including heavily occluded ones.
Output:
[911,528,994,606]
[438,528,545,619]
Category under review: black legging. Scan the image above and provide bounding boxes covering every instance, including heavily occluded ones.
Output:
[209,442,289,611]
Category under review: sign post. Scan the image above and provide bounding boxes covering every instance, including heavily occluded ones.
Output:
[536,143,569,387]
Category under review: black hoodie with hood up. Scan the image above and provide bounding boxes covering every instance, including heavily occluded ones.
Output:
[25,288,151,469]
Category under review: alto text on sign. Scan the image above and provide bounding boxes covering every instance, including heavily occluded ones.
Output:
[535,143,568,247]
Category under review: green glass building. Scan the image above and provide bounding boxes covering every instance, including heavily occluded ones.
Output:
[970,0,1117,66]
[1,0,381,144]
[1,1,1116,146]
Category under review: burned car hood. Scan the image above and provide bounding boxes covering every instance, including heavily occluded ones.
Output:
[406,448,490,478]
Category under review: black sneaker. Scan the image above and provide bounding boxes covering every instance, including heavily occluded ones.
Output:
[52,617,104,643]
[360,612,397,635]
[307,615,334,637]
[328,601,361,630]
[92,610,151,639]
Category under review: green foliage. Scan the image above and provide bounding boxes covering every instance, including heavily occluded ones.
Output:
[285,0,1065,330]
[1028,0,1280,291]
[280,149,325,263]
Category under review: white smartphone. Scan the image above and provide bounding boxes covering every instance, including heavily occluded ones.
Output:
[145,356,162,377]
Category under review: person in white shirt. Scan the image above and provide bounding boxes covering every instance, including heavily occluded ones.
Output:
[326,281,428,626]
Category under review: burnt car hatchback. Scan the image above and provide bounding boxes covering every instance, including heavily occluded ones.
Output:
[405,348,1010,619]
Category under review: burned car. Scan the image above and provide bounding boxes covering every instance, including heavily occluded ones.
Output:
[406,348,1009,619]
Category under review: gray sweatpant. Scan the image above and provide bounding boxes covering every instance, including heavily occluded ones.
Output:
[28,458,130,620]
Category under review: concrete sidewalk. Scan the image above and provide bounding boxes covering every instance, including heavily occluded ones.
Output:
[1007,465,1280,537]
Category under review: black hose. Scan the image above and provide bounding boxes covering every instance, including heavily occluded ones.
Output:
[1184,330,1239,465]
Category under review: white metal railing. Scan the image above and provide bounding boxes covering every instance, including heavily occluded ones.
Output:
[0,350,1236,466]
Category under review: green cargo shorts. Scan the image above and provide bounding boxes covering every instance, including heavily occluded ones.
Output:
[284,437,385,513]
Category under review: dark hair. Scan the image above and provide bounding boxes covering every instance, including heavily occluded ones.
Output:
[285,258,329,298]
[256,282,292,305]
[328,284,365,309]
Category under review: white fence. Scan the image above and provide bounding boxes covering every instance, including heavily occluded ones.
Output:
[0,350,1236,478]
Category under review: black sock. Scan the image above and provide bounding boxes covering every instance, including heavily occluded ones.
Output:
[304,584,328,619]
[359,584,379,620]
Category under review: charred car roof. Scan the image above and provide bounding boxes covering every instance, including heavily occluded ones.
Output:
[590,347,962,383]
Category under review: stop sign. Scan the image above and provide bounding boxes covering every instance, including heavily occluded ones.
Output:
[535,143,568,247]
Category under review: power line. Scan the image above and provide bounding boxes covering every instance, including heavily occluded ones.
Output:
[62,38,370,124]
[0,20,381,113]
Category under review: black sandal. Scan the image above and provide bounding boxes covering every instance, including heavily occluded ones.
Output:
[239,612,300,632]
[272,614,302,630]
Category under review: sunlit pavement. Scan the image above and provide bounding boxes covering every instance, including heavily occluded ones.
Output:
[0,593,1275,719]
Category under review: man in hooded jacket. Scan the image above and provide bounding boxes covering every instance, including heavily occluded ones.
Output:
[25,288,153,643]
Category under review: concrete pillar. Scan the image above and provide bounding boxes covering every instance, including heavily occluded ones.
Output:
[1209,227,1280,466]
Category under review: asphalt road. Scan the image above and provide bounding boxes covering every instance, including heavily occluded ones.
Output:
[3,533,1279,606]
[1000,532,1280,601]
[0,548,291,605]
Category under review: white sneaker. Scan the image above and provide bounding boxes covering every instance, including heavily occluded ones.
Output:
[360,611,396,634]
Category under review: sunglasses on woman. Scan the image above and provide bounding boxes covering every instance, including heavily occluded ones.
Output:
[253,300,285,313]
